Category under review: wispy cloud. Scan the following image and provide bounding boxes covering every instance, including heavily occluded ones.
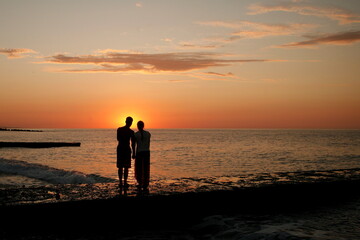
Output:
[197,71,240,82]
[167,80,188,83]
[279,30,360,48]
[180,21,315,50]
[203,72,235,77]
[177,35,243,50]
[178,42,220,49]
[0,48,36,58]
[197,21,316,39]
[248,2,360,25]
[161,38,174,43]
[185,70,256,82]
[46,51,272,73]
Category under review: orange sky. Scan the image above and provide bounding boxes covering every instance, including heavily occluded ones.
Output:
[0,0,359,129]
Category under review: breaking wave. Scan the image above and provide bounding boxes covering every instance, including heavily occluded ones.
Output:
[0,158,115,184]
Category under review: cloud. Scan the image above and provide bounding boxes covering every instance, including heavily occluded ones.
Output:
[167,80,188,83]
[196,21,316,40]
[279,30,360,48]
[94,49,141,54]
[201,72,239,81]
[186,71,245,82]
[177,35,243,50]
[161,38,173,43]
[248,2,360,25]
[46,51,272,73]
[179,42,220,49]
[182,21,315,50]
[0,48,36,58]
[203,72,235,77]
[232,22,314,39]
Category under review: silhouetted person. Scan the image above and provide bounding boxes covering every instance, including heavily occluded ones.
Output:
[117,117,136,188]
[134,121,151,190]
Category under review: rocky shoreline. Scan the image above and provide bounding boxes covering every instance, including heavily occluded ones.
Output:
[1,168,360,205]
[1,169,360,239]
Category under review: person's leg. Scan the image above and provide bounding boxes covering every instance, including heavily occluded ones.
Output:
[124,167,129,188]
[143,152,150,189]
[118,167,123,186]
[135,157,140,187]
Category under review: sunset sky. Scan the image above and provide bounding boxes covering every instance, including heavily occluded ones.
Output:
[1,0,359,129]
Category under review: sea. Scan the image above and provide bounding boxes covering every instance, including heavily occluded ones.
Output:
[1,129,360,239]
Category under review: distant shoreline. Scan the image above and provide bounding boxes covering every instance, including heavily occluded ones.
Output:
[0,128,43,132]
[0,141,81,148]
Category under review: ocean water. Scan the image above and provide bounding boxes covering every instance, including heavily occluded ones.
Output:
[0,128,359,187]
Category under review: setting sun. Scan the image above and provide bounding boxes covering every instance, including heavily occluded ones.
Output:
[106,107,153,129]
[119,114,144,129]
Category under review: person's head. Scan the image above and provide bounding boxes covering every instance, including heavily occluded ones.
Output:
[137,121,144,131]
[125,116,133,127]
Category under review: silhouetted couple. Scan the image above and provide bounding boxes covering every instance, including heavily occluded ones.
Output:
[117,116,151,191]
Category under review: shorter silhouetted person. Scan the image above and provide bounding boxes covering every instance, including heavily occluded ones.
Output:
[134,121,151,190]
[117,117,136,188]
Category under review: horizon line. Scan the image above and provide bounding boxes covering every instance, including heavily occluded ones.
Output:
[1,127,359,131]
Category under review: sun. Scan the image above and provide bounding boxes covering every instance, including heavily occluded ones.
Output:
[118,113,149,130]
[105,105,154,129]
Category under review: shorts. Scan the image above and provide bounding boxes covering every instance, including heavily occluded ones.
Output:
[117,147,131,168]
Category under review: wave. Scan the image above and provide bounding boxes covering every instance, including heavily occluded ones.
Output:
[0,158,115,184]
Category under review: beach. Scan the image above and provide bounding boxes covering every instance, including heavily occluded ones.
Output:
[1,169,360,239]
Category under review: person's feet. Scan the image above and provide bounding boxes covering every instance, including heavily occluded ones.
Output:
[137,185,149,191]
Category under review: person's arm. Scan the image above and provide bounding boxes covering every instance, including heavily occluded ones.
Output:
[117,128,120,142]
[131,132,136,159]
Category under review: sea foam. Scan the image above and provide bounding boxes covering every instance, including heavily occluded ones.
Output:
[0,158,115,184]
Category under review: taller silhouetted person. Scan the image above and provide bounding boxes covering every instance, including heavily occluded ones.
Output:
[134,121,151,191]
[117,116,136,188]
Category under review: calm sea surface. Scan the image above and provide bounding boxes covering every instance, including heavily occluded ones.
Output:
[0,129,359,187]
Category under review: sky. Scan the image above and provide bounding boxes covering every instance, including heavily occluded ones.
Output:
[0,0,359,129]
